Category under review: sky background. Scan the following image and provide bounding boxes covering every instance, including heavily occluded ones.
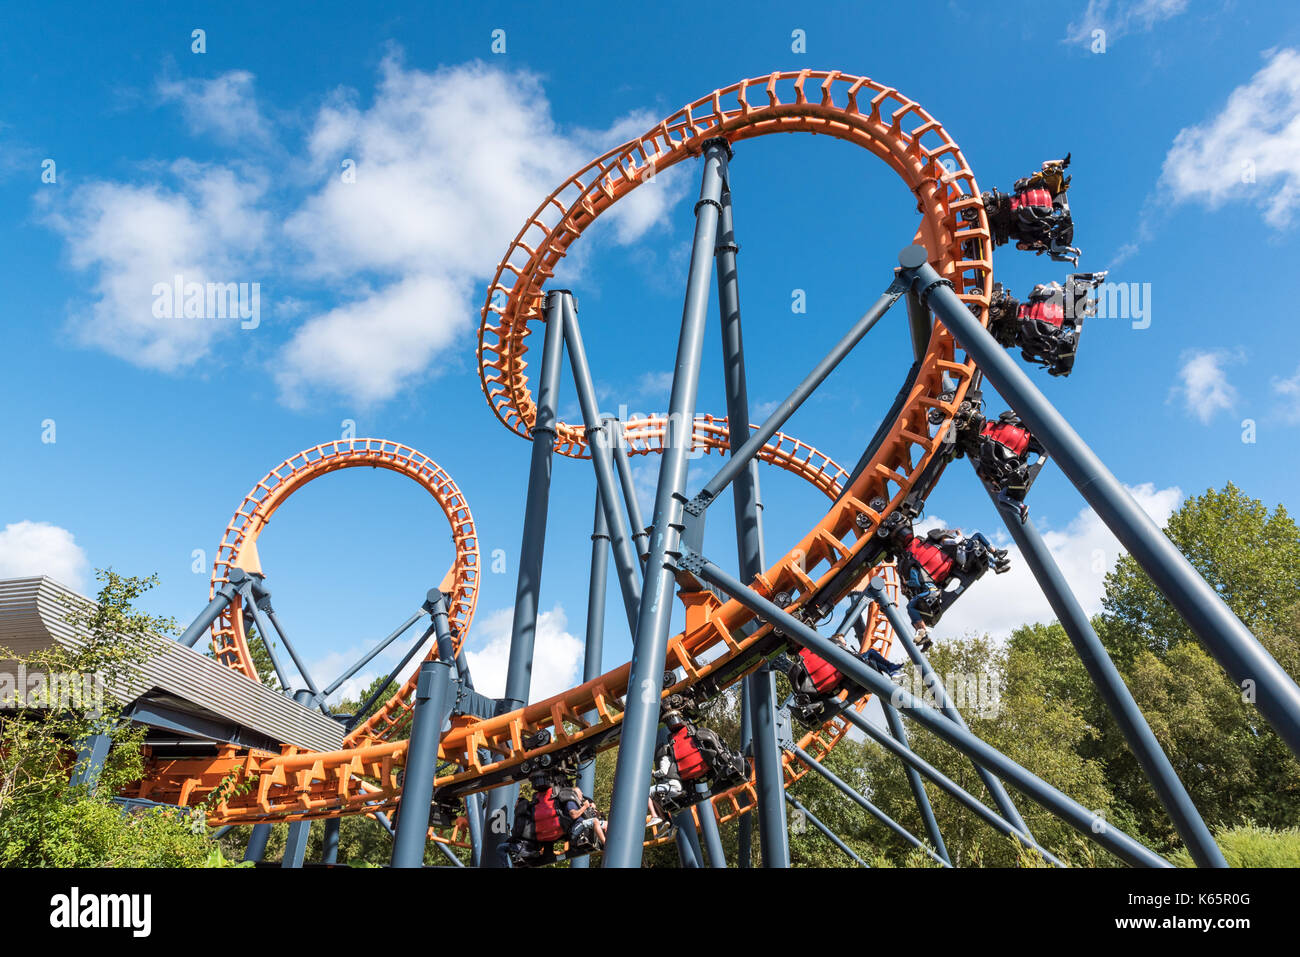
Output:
[2,0,1299,707]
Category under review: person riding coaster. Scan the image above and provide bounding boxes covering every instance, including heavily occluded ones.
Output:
[879,512,1010,651]
[974,155,1081,264]
[784,633,907,727]
[988,271,1108,377]
[955,409,1049,523]
[506,767,607,867]
[648,709,748,823]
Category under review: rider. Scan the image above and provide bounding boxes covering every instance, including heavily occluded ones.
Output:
[979,155,1080,264]
[787,634,907,724]
[648,710,746,824]
[973,410,1047,522]
[900,527,1009,650]
[507,768,606,865]
[988,271,1107,377]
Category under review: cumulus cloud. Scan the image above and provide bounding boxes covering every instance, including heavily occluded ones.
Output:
[157,70,274,147]
[0,521,90,590]
[1169,349,1242,424]
[919,484,1183,641]
[1161,48,1300,227]
[1065,0,1188,45]
[39,161,268,371]
[41,57,685,408]
[275,273,466,408]
[464,604,585,703]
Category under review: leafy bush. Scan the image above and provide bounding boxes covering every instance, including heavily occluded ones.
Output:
[1169,824,1300,868]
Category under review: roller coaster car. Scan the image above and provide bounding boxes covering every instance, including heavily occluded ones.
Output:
[508,774,604,868]
[988,272,1107,377]
[877,514,1000,628]
[652,714,748,814]
[972,155,1080,264]
[954,410,1049,505]
[783,639,864,728]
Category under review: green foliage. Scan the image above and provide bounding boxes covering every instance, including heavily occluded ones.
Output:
[1168,823,1300,868]
[218,813,402,867]
[1098,483,1300,664]
[0,799,215,867]
[0,569,232,867]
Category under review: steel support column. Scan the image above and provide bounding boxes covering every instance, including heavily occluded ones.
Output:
[243,822,272,863]
[603,140,730,867]
[715,181,789,867]
[240,580,293,692]
[178,570,243,647]
[682,549,1169,866]
[905,245,1300,757]
[984,488,1226,867]
[573,489,610,869]
[694,788,728,867]
[865,578,1034,838]
[282,820,310,868]
[673,810,705,868]
[880,701,951,864]
[321,817,340,865]
[482,289,568,867]
[465,793,484,868]
[563,296,645,632]
[69,731,112,791]
[391,659,454,868]
[609,418,650,560]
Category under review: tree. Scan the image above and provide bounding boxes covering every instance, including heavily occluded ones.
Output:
[0,569,220,867]
[1090,484,1300,841]
[1098,483,1300,664]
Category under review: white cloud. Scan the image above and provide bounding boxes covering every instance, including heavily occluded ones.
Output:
[274,58,683,404]
[1169,349,1241,424]
[918,483,1183,641]
[1271,362,1300,424]
[39,161,268,372]
[40,57,684,407]
[275,273,466,408]
[0,521,90,590]
[1161,48,1300,227]
[1065,0,1188,45]
[464,604,585,703]
[157,70,273,147]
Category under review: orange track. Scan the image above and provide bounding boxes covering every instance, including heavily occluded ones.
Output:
[132,70,991,850]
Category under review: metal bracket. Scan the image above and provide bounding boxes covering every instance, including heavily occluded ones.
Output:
[675,547,707,576]
[917,276,954,312]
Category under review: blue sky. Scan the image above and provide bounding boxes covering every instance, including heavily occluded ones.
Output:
[2,0,1299,705]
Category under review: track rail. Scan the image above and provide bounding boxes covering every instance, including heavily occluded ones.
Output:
[205,438,479,745]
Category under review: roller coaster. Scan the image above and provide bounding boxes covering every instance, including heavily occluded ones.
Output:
[94,70,1300,868]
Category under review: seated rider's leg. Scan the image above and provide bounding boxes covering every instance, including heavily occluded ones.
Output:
[864,648,901,676]
[906,592,929,630]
